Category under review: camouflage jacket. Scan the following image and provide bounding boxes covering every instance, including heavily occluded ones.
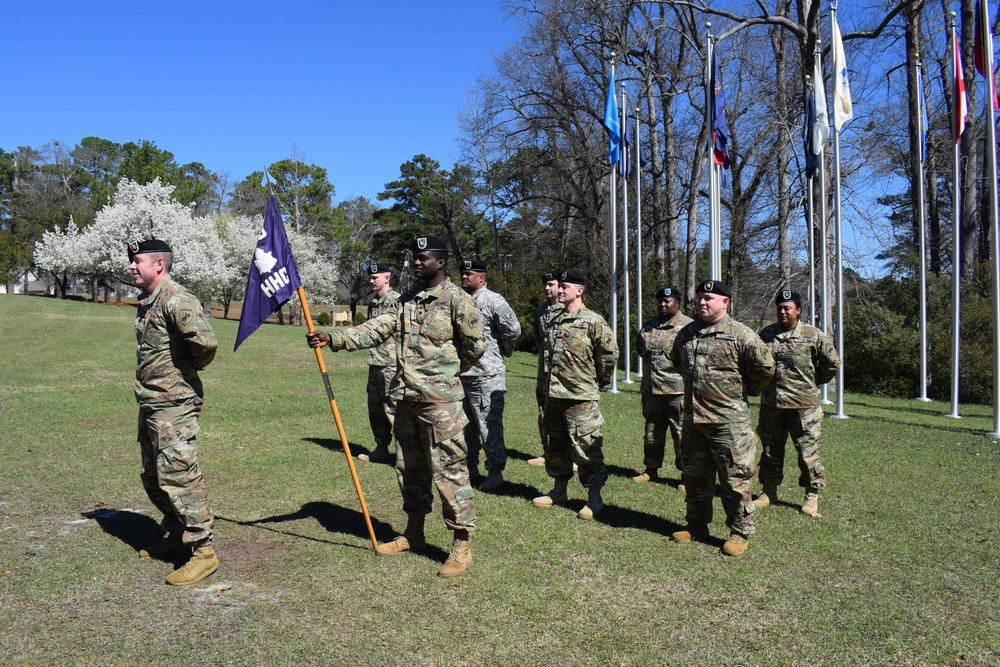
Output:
[541,305,619,400]
[535,301,562,391]
[366,289,400,367]
[329,278,485,403]
[637,311,693,396]
[134,275,217,405]
[672,314,775,423]
[759,320,840,409]
[461,286,521,378]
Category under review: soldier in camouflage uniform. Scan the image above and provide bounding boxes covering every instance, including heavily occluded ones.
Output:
[531,271,619,520]
[307,236,484,577]
[128,239,220,586]
[459,259,522,491]
[754,290,840,518]
[633,286,693,487]
[358,262,401,464]
[528,269,563,467]
[670,280,774,557]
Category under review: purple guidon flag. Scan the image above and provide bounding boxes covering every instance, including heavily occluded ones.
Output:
[234,195,302,350]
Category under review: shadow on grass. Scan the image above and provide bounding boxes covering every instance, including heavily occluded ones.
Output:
[843,398,979,419]
[476,478,542,501]
[82,507,188,565]
[302,437,380,460]
[217,501,398,549]
[506,447,544,463]
[840,411,987,436]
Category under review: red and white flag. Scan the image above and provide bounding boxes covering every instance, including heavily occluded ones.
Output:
[955,26,970,141]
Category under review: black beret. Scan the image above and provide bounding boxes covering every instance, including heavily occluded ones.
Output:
[461,258,488,273]
[696,279,731,298]
[775,289,801,306]
[411,236,449,253]
[368,262,392,275]
[656,286,679,300]
[560,270,586,286]
[543,269,563,282]
[127,239,172,261]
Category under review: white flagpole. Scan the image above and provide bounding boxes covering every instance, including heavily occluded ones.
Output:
[622,90,633,385]
[831,4,848,419]
[635,105,644,379]
[609,56,619,395]
[948,16,963,419]
[707,27,722,281]
[807,75,817,327]
[917,58,931,402]
[980,0,1000,437]
[817,45,832,405]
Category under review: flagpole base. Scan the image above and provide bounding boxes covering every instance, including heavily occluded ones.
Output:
[987,432,1000,440]
[820,400,834,406]
[915,397,932,403]
[830,413,849,420]
[606,388,619,394]
[621,378,634,385]
[945,413,962,419]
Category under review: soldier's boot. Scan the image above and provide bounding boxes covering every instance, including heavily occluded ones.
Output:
[754,484,778,509]
[531,479,569,507]
[479,471,504,492]
[527,456,546,466]
[358,446,393,464]
[632,468,659,484]
[375,515,426,556]
[469,468,484,488]
[801,492,821,517]
[671,524,710,543]
[437,530,472,578]
[678,484,687,494]
[721,532,749,557]
[577,487,604,520]
[165,546,218,586]
[138,530,187,559]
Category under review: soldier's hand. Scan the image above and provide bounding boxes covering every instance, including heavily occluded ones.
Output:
[306,331,331,348]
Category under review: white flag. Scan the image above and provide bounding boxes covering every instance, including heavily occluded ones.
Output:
[812,49,830,154]
[832,14,853,130]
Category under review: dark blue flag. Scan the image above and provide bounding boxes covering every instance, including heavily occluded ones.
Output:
[710,49,731,185]
[234,195,303,350]
[803,87,819,179]
[602,72,621,164]
[618,104,631,176]
[917,69,929,161]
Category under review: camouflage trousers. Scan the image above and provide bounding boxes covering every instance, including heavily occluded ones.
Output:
[542,398,608,489]
[757,404,826,491]
[393,400,476,533]
[681,418,757,536]
[641,393,685,472]
[535,386,548,454]
[462,374,508,473]
[138,398,214,546]
[367,365,396,449]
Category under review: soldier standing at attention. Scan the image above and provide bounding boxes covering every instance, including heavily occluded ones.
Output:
[357,262,400,464]
[633,287,693,488]
[128,239,220,586]
[670,280,774,556]
[531,271,619,520]
[754,290,839,517]
[527,269,563,467]
[459,258,522,491]
[307,237,484,577]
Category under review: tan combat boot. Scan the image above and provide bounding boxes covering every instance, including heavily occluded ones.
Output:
[632,468,658,484]
[527,456,546,466]
[754,484,778,509]
[721,532,749,557]
[438,531,472,577]
[671,524,709,543]
[801,492,821,517]
[138,530,187,559]
[577,487,604,520]
[376,515,426,555]
[358,446,393,464]
[531,479,569,507]
[165,546,218,586]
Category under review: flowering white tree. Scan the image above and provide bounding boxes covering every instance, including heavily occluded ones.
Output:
[34,217,88,297]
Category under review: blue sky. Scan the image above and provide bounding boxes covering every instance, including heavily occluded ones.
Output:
[6,1,519,204]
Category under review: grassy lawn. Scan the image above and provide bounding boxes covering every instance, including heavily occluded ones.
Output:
[1,293,998,666]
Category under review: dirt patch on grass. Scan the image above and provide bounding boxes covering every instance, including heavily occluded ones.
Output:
[220,538,298,577]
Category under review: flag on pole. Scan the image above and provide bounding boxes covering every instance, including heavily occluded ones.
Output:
[602,72,621,164]
[804,86,819,179]
[975,0,1000,110]
[955,27,970,141]
[918,66,929,161]
[813,50,831,154]
[618,103,631,176]
[831,14,853,130]
[710,49,731,173]
[234,195,303,350]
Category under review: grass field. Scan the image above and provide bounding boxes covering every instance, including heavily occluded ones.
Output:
[1,294,998,666]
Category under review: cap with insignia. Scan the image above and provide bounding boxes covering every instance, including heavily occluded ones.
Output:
[775,289,801,306]
[410,236,449,254]
[543,269,563,282]
[127,238,172,261]
[696,279,732,298]
[559,270,586,286]
[461,258,488,273]
[656,286,679,300]
[368,262,392,275]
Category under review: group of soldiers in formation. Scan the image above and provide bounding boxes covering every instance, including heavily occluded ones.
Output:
[126,234,841,585]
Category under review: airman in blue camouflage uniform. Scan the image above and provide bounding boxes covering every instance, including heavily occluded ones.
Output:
[670,280,774,556]
[754,290,840,518]
[531,271,619,520]
[459,259,521,491]
[528,269,563,467]
[308,237,484,577]
[129,239,220,586]
[358,262,401,464]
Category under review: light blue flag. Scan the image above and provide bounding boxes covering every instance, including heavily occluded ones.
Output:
[602,72,621,164]
[918,69,929,161]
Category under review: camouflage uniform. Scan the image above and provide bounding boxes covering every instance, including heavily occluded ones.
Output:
[540,306,619,488]
[135,275,218,546]
[757,320,839,492]
[366,289,401,450]
[535,301,563,450]
[672,315,774,536]
[461,286,521,474]
[328,278,485,532]
[637,311,693,472]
